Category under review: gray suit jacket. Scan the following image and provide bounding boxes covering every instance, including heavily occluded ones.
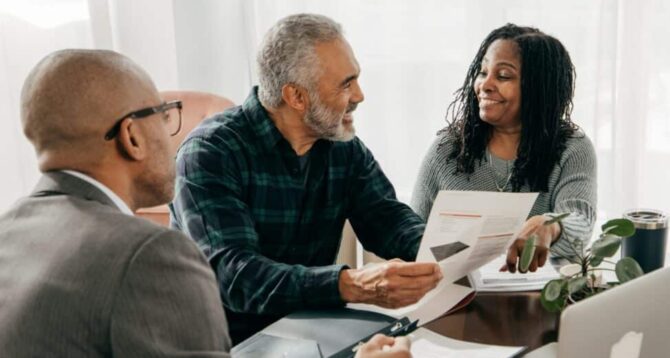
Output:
[0,172,232,357]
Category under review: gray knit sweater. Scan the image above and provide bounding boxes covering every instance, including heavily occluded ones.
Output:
[410,130,597,256]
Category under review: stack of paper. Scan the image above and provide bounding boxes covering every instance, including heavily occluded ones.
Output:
[469,255,560,292]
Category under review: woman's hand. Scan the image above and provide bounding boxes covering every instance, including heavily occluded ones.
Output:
[500,215,561,273]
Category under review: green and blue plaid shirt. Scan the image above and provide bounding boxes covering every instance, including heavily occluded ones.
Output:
[170,88,424,343]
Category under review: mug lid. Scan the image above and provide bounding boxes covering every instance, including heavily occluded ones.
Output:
[623,209,668,229]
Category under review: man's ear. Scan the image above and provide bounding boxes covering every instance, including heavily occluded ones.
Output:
[281,84,309,113]
[116,118,147,161]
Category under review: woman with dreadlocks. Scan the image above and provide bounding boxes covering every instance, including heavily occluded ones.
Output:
[411,24,596,273]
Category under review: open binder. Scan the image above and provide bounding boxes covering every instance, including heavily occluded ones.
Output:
[231,308,418,358]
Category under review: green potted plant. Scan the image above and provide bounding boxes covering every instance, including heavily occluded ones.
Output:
[519,214,644,313]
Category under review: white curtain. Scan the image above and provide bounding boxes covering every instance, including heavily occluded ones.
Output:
[2,0,670,236]
[0,0,92,210]
[0,0,188,210]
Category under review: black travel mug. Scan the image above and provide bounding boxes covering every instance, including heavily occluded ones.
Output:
[622,209,668,273]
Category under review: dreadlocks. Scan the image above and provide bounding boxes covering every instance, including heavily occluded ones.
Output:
[444,23,579,192]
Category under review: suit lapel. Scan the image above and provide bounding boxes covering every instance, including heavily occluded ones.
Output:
[31,171,120,212]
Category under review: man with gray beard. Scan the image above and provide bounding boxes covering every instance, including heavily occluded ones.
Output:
[170,13,442,344]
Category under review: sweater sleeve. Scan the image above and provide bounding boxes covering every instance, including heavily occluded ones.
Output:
[410,135,445,221]
[548,135,598,257]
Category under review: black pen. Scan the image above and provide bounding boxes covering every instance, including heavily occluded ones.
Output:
[389,319,419,337]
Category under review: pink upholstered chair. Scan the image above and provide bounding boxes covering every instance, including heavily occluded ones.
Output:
[136,90,235,226]
[160,90,235,155]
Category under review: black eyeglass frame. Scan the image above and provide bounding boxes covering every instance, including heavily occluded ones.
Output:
[104,100,183,140]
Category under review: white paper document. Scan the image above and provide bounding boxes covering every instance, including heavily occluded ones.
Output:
[350,191,537,327]
[348,282,473,325]
[417,190,539,283]
[409,328,526,358]
[469,255,560,292]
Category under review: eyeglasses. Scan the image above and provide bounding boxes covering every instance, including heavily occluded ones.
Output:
[104,100,183,140]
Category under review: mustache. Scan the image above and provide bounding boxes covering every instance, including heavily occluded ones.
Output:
[346,103,358,113]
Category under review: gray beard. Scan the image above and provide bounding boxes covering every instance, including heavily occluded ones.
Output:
[304,94,355,142]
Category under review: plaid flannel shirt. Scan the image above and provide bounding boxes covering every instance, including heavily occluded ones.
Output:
[170,88,424,343]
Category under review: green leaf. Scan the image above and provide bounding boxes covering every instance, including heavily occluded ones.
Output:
[567,276,588,295]
[601,219,636,237]
[615,257,644,283]
[543,279,564,301]
[540,294,564,313]
[591,234,622,258]
[541,279,566,312]
[544,212,571,225]
[590,255,604,267]
[519,235,537,272]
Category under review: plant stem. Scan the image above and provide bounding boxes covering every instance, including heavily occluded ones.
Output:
[567,294,577,304]
[581,255,590,276]
[553,251,580,265]
[565,238,583,258]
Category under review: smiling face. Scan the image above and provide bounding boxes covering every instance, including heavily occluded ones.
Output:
[473,39,522,130]
[305,38,364,141]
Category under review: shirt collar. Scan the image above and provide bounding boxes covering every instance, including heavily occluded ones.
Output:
[242,86,287,152]
[242,86,335,155]
[61,170,134,216]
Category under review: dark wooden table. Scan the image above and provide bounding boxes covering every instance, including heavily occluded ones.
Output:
[424,291,559,351]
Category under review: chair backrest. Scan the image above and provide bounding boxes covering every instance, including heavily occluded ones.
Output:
[161,90,235,154]
[136,90,235,227]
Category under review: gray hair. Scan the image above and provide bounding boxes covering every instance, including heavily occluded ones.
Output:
[257,13,343,108]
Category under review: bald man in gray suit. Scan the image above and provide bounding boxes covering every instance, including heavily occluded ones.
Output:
[0,50,232,357]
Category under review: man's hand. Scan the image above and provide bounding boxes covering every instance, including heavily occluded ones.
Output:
[339,259,442,308]
[355,334,412,358]
[501,215,561,273]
